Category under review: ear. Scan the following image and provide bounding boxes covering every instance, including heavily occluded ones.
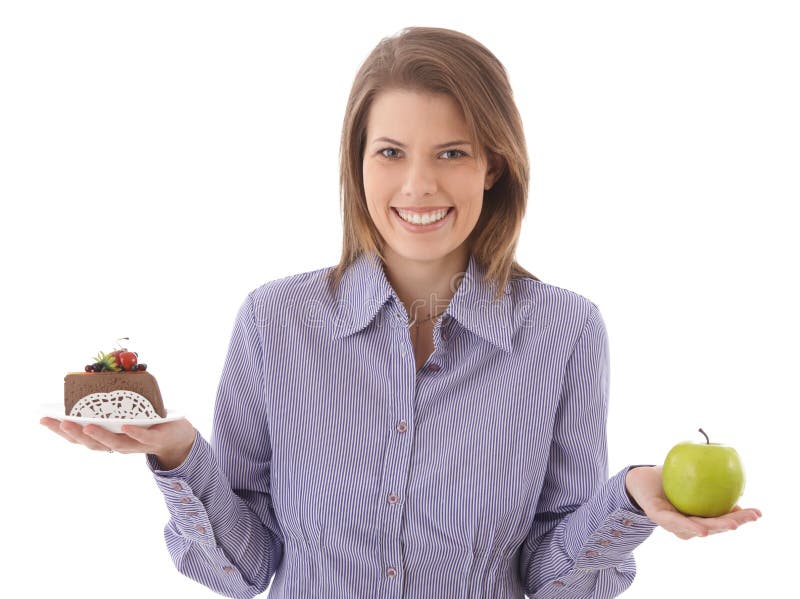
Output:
[484,152,504,191]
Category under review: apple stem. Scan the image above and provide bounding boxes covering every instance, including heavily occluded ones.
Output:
[698,428,710,444]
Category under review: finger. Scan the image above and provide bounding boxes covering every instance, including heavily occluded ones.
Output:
[58,420,113,451]
[40,417,79,444]
[84,424,149,454]
[730,505,763,518]
[690,516,738,534]
[119,423,157,447]
[689,509,761,534]
[650,508,709,539]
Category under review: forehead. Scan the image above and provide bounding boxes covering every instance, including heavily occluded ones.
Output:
[366,89,469,137]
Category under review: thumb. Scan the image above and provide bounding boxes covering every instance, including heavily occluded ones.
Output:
[120,424,150,442]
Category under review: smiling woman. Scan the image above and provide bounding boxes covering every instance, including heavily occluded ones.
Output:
[329,28,539,309]
[363,90,494,268]
[38,24,761,599]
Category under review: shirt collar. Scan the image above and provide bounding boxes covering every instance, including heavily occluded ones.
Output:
[330,251,514,353]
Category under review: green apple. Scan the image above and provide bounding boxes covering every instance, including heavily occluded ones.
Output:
[662,428,745,518]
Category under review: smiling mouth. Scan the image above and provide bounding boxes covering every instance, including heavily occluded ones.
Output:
[392,206,454,225]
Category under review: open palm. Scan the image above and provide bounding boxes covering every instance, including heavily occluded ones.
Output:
[626,465,762,540]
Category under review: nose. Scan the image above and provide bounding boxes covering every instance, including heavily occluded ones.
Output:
[400,159,437,198]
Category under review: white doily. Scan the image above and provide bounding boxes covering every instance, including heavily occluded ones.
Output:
[69,390,161,419]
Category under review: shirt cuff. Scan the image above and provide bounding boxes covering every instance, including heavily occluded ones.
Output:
[574,465,658,571]
[145,432,239,543]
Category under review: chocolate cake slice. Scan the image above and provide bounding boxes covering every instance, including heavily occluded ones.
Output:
[64,371,166,419]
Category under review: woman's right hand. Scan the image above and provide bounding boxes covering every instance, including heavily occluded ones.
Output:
[40,416,197,470]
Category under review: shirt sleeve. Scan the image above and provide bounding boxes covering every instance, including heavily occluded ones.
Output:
[145,292,284,599]
[519,302,658,598]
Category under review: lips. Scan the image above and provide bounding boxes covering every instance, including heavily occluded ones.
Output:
[391,206,453,213]
[391,206,454,231]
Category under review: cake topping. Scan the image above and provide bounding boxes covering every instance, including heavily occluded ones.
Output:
[83,338,147,372]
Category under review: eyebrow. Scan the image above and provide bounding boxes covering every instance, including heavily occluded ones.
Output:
[372,136,472,149]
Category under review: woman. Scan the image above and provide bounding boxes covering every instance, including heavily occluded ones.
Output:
[41,26,761,598]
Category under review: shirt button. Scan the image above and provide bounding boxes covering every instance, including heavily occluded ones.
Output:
[428,363,441,372]
[610,529,623,537]
[387,567,397,578]
[585,550,600,557]
[396,420,408,433]
[195,524,206,534]
[180,497,191,504]
[187,511,198,517]
[622,519,634,526]
[171,482,183,491]
[387,493,399,504]
[223,566,235,574]
[552,581,566,587]
[599,539,611,546]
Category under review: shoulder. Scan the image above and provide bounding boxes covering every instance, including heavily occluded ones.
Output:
[508,276,602,341]
[243,264,337,327]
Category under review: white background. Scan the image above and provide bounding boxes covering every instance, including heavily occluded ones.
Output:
[2,1,797,597]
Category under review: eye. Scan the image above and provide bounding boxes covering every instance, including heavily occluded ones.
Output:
[441,149,468,159]
[377,148,468,160]
[379,147,401,159]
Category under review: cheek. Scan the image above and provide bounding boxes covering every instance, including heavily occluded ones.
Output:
[362,193,392,233]
[456,194,484,228]
[364,174,399,218]
[361,167,381,215]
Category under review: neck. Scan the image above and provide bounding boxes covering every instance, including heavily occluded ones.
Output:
[380,244,469,322]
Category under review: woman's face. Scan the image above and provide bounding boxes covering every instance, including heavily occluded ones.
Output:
[362,89,501,264]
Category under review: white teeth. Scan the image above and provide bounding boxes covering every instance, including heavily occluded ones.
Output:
[396,208,449,225]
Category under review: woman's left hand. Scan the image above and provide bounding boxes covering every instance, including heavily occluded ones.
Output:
[625,465,762,540]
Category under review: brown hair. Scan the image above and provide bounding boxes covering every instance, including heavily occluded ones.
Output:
[327,26,541,302]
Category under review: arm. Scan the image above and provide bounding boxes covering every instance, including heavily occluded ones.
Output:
[146,293,283,599]
[519,302,658,598]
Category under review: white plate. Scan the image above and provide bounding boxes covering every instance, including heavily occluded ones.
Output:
[39,403,185,433]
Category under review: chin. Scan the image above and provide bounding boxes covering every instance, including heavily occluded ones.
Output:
[387,241,463,263]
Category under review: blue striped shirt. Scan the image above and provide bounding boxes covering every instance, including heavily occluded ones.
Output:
[145,251,658,598]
